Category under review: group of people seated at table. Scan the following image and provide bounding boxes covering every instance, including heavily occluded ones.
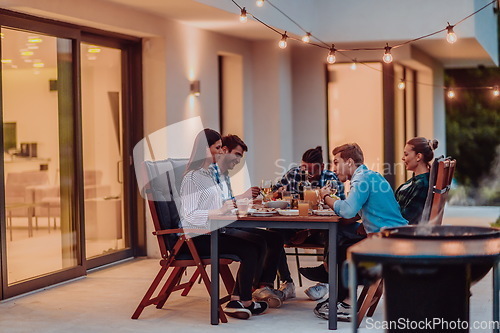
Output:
[178,128,438,321]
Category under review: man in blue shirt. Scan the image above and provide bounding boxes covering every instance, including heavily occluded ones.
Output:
[310,143,408,321]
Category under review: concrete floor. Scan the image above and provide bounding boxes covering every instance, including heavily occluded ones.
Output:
[0,256,497,333]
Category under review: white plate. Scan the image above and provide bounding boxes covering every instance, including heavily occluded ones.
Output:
[250,211,276,217]
[313,210,336,216]
[277,209,299,216]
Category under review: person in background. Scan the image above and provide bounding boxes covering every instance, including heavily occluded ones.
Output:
[312,143,408,321]
[179,128,268,319]
[271,146,346,302]
[397,137,439,224]
[219,134,286,308]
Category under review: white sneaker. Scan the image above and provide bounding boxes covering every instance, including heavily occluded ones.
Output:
[304,282,328,301]
[279,281,296,300]
[252,286,284,308]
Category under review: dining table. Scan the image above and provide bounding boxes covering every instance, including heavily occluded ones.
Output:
[210,212,341,330]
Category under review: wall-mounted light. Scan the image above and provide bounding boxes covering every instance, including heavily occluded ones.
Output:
[190,80,201,97]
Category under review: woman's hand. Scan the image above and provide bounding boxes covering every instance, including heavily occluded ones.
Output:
[213,200,235,216]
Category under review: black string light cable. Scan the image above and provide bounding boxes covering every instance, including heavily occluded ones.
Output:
[232,0,499,96]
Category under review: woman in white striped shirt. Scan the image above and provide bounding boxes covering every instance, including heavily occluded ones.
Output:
[179,128,268,319]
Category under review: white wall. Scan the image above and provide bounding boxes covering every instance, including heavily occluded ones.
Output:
[291,43,328,165]
[2,67,60,183]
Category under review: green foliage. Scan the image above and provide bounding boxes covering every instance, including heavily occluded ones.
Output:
[445,67,500,188]
[491,216,500,228]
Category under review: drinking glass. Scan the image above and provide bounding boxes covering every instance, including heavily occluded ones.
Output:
[261,179,273,201]
[298,200,309,216]
[325,180,339,197]
[236,199,250,217]
[282,191,292,208]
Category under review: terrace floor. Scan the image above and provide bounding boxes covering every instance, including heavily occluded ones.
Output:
[0,205,498,333]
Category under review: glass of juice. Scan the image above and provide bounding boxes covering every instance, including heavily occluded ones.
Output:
[298,200,309,216]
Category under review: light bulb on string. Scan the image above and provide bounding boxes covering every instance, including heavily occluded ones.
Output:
[493,86,499,97]
[302,33,311,43]
[326,45,336,64]
[446,23,457,44]
[278,32,288,49]
[350,59,357,70]
[398,79,406,90]
[240,7,248,23]
[383,44,393,63]
[256,0,264,7]
[447,89,456,99]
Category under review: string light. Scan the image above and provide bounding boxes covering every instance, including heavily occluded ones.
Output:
[350,59,357,70]
[240,7,248,23]
[278,32,288,49]
[230,0,497,92]
[383,44,393,63]
[302,32,311,43]
[446,23,457,44]
[398,79,406,90]
[327,45,336,64]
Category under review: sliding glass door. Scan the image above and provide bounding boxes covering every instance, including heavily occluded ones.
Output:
[80,42,127,260]
[0,12,143,299]
[1,28,79,287]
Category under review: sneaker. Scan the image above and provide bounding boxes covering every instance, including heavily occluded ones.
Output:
[246,301,268,315]
[224,300,252,319]
[278,281,296,300]
[298,265,329,283]
[252,286,284,308]
[313,299,351,322]
[304,282,328,301]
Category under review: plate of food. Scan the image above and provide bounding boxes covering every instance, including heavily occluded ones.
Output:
[312,209,337,216]
[250,208,278,217]
[277,209,299,216]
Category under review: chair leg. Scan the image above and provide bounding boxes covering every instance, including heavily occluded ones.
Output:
[356,279,382,327]
[184,239,229,323]
[220,264,236,296]
[131,265,169,319]
[294,248,303,287]
[156,267,185,309]
[181,267,201,296]
[366,280,383,317]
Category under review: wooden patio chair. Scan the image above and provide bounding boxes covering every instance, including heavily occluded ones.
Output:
[355,156,457,327]
[283,242,324,287]
[131,159,238,322]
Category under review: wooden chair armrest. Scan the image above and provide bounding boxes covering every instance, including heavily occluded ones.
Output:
[153,228,211,236]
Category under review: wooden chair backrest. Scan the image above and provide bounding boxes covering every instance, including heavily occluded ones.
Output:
[420,156,456,225]
[141,159,188,258]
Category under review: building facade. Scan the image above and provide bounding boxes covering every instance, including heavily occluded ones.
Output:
[0,0,498,299]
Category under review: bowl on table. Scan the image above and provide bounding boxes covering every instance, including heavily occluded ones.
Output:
[264,200,289,209]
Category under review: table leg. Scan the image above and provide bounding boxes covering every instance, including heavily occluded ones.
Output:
[348,260,358,333]
[494,260,499,333]
[211,228,220,325]
[328,222,338,330]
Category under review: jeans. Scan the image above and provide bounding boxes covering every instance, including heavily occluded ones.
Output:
[179,233,260,301]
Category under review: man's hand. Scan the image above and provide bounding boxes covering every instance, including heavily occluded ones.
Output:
[239,186,261,200]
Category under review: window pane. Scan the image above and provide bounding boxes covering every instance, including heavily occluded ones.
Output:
[80,43,126,259]
[2,28,78,284]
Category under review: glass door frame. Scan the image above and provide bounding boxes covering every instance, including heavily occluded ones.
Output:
[0,9,145,300]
